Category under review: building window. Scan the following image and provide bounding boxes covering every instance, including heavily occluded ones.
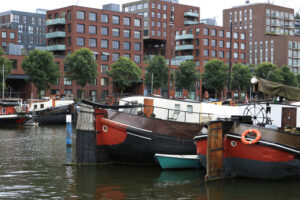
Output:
[219,51,224,58]
[219,30,224,37]
[226,41,230,48]
[112,28,120,37]
[76,37,85,46]
[89,25,96,34]
[234,32,238,39]
[76,24,85,33]
[64,78,72,85]
[10,32,15,39]
[112,40,120,49]
[101,39,108,48]
[76,11,85,20]
[64,89,72,95]
[89,12,97,21]
[226,31,231,38]
[204,49,209,57]
[234,42,238,49]
[112,16,120,24]
[124,17,130,25]
[101,27,108,36]
[134,42,141,51]
[13,15,20,23]
[219,40,224,48]
[241,43,245,50]
[134,19,141,27]
[124,29,130,38]
[211,50,216,57]
[134,31,141,39]
[241,53,246,60]
[101,14,108,23]
[89,38,97,47]
[101,54,109,61]
[134,55,141,63]
[234,52,239,59]
[203,28,209,36]
[241,33,245,40]
[152,20,155,27]
[123,41,131,50]
[1,32,6,38]
[101,78,108,86]
[101,65,109,73]
[211,29,216,36]
[211,40,216,47]
[112,53,120,61]
[203,39,209,46]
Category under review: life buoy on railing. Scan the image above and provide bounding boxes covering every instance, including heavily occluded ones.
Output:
[241,129,261,145]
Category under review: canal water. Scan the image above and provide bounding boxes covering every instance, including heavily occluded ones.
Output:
[1,125,300,199]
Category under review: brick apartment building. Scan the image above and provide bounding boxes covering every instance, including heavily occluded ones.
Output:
[223,2,300,73]
[172,23,247,99]
[46,5,144,101]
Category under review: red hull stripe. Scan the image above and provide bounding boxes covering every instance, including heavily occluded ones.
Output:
[195,136,295,162]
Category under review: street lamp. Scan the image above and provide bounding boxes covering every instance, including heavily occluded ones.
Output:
[2,64,4,99]
[227,19,233,99]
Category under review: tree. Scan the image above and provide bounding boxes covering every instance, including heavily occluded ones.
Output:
[254,62,282,83]
[202,59,228,98]
[21,49,60,96]
[175,60,199,97]
[279,65,298,87]
[231,63,252,93]
[64,48,98,97]
[144,55,169,93]
[296,73,300,88]
[0,47,12,96]
[107,57,142,95]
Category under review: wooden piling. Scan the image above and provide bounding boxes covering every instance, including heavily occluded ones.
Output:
[205,121,225,182]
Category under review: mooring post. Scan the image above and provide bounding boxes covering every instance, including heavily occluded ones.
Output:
[205,121,225,182]
[66,114,72,147]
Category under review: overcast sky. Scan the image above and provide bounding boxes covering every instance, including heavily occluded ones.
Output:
[0,0,299,25]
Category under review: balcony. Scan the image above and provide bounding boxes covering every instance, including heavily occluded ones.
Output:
[184,12,199,18]
[175,45,194,51]
[174,55,194,60]
[47,44,66,51]
[184,21,199,26]
[46,18,66,26]
[175,34,194,40]
[46,31,66,39]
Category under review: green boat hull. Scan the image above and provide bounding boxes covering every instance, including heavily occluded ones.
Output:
[155,154,198,169]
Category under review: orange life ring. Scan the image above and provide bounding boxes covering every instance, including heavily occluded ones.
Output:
[241,129,261,145]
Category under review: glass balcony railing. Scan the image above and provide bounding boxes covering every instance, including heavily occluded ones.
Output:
[46,18,66,26]
[175,34,194,40]
[174,55,194,60]
[47,44,66,51]
[184,12,199,18]
[184,21,199,25]
[46,31,66,39]
[175,44,194,51]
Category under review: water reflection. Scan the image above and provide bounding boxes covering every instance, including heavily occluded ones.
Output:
[1,125,300,199]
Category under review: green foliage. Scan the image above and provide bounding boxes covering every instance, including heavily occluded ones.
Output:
[254,62,282,83]
[21,49,60,92]
[231,63,252,92]
[145,55,169,90]
[279,65,298,87]
[202,59,228,94]
[296,73,300,88]
[107,57,142,94]
[175,61,199,94]
[64,48,98,88]
[0,47,12,92]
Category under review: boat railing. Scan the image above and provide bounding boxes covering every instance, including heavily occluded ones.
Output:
[119,100,213,124]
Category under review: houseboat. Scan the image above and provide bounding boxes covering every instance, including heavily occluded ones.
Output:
[0,99,29,125]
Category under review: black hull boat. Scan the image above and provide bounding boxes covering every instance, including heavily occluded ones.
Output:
[194,120,300,180]
[35,104,75,125]
[76,99,203,165]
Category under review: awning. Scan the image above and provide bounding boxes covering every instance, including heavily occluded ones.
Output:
[101,52,110,56]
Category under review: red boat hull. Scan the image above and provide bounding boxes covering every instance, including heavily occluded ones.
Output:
[195,135,300,179]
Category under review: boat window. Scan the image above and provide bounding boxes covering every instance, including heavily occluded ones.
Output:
[34,105,37,109]
[2,108,6,114]
[175,104,180,111]
[187,105,193,113]
[40,104,44,109]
